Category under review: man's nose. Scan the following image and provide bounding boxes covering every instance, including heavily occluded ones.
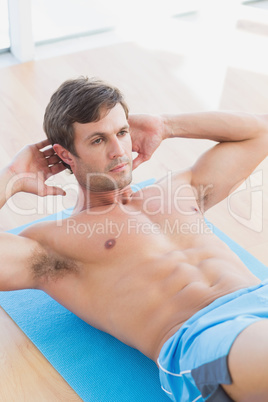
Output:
[108,137,125,159]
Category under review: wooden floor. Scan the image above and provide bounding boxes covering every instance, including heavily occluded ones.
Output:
[0,12,267,401]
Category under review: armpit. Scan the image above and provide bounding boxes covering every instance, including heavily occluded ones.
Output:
[193,183,213,213]
[31,247,79,281]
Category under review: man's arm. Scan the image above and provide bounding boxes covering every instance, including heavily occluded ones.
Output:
[0,233,46,290]
[129,112,268,211]
[0,139,66,290]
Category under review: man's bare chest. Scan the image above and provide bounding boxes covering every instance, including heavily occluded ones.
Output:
[58,199,210,268]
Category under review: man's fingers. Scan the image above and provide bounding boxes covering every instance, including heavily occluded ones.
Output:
[48,162,66,176]
[44,185,66,197]
[131,142,140,153]
[35,139,51,150]
[47,154,61,165]
[132,154,148,170]
[42,148,55,158]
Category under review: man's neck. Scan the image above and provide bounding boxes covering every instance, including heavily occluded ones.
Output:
[73,185,133,214]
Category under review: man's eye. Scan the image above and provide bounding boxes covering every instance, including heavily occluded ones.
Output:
[118,130,128,136]
[93,138,103,144]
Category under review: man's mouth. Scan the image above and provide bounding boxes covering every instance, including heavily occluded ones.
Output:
[109,163,128,172]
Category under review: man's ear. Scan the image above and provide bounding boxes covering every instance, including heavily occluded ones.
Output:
[53,144,75,168]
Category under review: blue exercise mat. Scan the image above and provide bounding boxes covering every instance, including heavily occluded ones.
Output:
[0,178,267,401]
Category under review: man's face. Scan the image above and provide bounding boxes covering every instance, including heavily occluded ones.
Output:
[72,103,132,192]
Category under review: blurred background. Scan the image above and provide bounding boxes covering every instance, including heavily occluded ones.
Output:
[1,0,268,109]
[0,0,268,108]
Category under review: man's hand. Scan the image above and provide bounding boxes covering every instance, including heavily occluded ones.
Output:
[128,114,167,169]
[7,139,66,197]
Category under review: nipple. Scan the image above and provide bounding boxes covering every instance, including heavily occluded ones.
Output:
[105,239,116,249]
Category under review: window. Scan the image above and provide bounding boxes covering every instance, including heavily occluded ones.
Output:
[31,0,114,44]
[0,0,10,51]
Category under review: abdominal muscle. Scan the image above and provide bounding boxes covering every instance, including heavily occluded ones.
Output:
[41,227,261,365]
[97,239,260,363]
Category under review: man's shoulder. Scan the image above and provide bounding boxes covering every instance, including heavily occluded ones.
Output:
[156,169,192,185]
[19,213,96,261]
[135,169,192,197]
[19,219,60,242]
[19,218,82,283]
[130,169,194,214]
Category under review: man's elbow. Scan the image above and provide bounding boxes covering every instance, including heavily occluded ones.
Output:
[257,114,268,140]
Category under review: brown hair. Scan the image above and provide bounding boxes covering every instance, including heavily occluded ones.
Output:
[43,76,129,170]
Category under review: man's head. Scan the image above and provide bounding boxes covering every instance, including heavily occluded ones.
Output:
[44,77,132,191]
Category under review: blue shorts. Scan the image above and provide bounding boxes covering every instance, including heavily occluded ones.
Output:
[158,279,268,402]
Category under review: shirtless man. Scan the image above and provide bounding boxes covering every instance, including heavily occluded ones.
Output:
[1,77,268,401]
